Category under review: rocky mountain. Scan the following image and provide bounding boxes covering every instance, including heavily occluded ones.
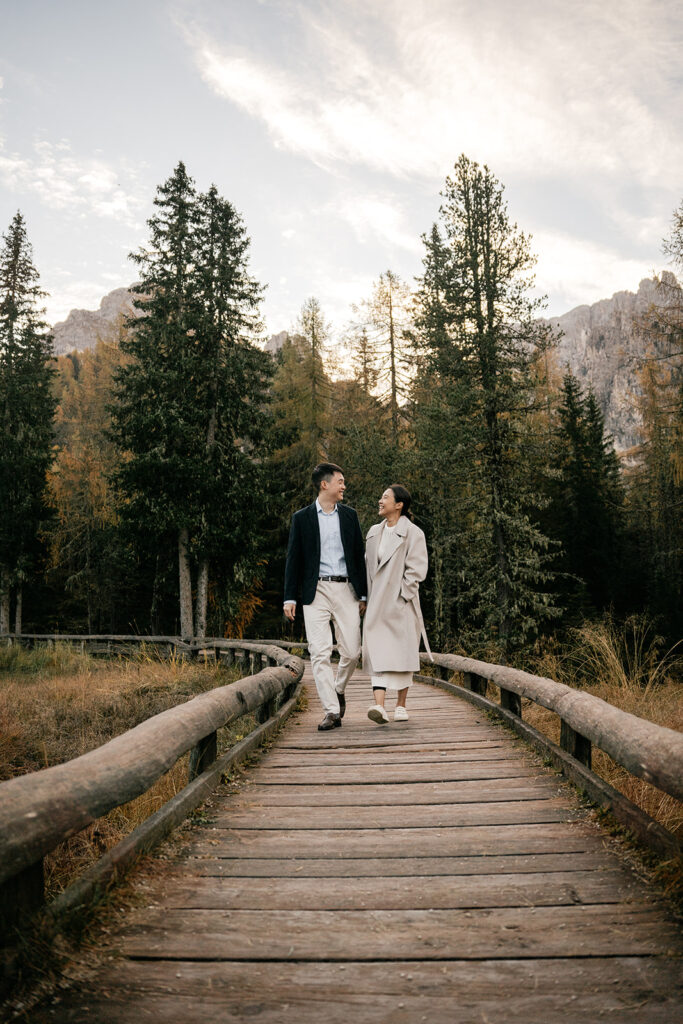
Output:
[50,275,680,451]
[544,273,679,452]
[51,287,137,355]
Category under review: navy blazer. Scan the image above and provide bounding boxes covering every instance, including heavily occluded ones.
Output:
[284,501,366,605]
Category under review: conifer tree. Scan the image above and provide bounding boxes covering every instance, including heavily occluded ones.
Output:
[112,164,271,638]
[0,212,55,633]
[352,271,413,444]
[550,371,624,614]
[414,155,557,657]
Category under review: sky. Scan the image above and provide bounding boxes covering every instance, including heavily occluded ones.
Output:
[1,0,681,337]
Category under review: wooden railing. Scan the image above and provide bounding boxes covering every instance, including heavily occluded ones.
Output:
[416,653,683,858]
[0,638,304,940]
[1,633,681,943]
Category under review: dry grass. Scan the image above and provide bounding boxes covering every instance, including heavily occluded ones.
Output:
[526,615,683,837]
[0,643,254,898]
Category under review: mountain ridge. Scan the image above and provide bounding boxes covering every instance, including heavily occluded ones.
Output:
[51,275,680,452]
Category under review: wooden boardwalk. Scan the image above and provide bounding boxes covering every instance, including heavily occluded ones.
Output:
[39,668,681,1023]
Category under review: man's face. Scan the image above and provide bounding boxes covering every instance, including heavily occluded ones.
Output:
[322,472,345,503]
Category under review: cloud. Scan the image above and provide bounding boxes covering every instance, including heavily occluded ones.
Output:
[331,195,422,255]
[532,229,659,315]
[0,137,147,225]
[181,0,683,187]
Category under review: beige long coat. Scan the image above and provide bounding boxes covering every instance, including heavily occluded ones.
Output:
[362,516,431,674]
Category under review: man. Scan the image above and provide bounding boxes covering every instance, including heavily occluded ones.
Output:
[284,463,366,730]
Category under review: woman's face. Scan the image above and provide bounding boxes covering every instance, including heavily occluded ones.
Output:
[378,488,402,518]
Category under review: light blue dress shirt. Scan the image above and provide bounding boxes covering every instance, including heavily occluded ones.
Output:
[316,498,348,576]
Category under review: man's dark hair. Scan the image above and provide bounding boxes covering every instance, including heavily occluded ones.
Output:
[389,483,413,519]
[312,462,343,492]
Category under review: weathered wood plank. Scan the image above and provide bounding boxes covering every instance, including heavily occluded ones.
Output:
[422,654,683,800]
[37,958,683,1024]
[117,905,682,960]
[224,779,564,805]
[187,852,618,878]
[154,870,639,910]
[245,762,541,784]
[259,745,514,767]
[210,798,577,830]
[188,822,602,858]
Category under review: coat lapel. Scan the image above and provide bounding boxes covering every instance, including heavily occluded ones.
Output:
[375,518,408,571]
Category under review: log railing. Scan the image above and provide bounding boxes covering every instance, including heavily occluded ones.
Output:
[0,639,304,940]
[415,653,683,858]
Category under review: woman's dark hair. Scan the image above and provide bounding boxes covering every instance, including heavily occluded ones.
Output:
[389,483,413,519]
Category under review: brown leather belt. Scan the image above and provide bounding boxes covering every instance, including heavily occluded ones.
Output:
[318,575,348,582]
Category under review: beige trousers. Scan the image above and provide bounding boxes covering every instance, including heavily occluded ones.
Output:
[303,580,362,715]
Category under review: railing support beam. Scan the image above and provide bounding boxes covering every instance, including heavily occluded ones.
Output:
[560,720,592,768]
[188,731,218,781]
[500,687,522,717]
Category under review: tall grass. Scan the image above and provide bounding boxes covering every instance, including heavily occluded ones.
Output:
[528,614,683,837]
[0,643,252,897]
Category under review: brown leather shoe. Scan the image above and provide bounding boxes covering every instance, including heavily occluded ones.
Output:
[336,691,346,718]
[318,713,342,731]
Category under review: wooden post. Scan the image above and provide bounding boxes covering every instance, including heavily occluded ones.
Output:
[0,858,44,939]
[438,665,450,682]
[560,720,592,768]
[237,650,249,675]
[463,672,487,696]
[256,698,277,725]
[188,732,218,781]
[222,648,235,668]
[500,687,522,717]
[249,652,260,675]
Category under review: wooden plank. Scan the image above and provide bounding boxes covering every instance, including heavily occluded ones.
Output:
[259,746,513,767]
[224,779,564,805]
[187,852,616,878]
[188,822,602,858]
[36,957,683,1024]
[155,870,639,910]
[423,654,683,801]
[117,905,682,960]
[210,798,577,830]
[246,762,541,784]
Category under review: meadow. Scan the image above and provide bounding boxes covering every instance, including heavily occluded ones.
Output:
[0,643,252,898]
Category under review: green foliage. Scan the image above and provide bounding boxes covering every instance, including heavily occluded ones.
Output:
[111,163,273,636]
[0,211,56,630]
[412,155,558,657]
[547,370,625,615]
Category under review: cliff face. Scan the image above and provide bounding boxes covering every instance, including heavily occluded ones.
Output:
[51,287,137,355]
[544,273,680,451]
[50,276,680,451]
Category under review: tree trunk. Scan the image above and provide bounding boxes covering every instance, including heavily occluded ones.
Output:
[178,527,194,638]
[0,567,10,634]
[195,402,217,641]
[388,292,399,445]
[150,554,162,634]
[14,583,22,636]
[195,560,209,639]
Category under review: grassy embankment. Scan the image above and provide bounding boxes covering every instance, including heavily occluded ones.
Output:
[0,643,253,899]
[524,616,682,839]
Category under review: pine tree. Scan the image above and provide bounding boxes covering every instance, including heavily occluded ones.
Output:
[352,271,413,445]
[0,211,55,633]
[111,164,271,638]
[550,371,624,615]
[414,155,557,658]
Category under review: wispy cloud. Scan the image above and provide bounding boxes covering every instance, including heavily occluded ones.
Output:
[180,0,683,187]
[0,137,147,225]
[532,229,657,315]
[331,194,421,254]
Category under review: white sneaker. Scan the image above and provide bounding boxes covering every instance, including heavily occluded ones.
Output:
[394,706,409,721]
[367,704,389,724]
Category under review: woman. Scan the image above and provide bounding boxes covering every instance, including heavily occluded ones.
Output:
[363,484,431,724]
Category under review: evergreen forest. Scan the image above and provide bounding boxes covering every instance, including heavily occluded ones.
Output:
[1,159,681,661]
